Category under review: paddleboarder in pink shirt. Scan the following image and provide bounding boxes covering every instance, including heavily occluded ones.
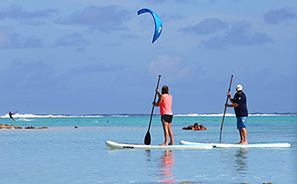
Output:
[153,85,174,146]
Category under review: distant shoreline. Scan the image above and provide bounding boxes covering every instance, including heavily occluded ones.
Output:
[0,112,296,118]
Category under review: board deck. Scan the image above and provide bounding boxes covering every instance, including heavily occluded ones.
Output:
[179,140,291,148]
[106,140,213,149]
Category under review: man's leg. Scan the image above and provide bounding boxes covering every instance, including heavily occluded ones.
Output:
[238,128,248,144]
[241,127,248,144]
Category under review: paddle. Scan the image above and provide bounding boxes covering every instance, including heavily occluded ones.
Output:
[144,75,161,145]
[219,75,233,143]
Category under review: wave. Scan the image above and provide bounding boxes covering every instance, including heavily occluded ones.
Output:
[174,113,234,117]
[17,117,34,121]
[176,113,297,117]
[0,113,296,119]
[0,113,104,118]
[249,113,297,116]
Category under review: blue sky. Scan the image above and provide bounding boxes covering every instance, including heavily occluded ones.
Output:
[0,0,296,115]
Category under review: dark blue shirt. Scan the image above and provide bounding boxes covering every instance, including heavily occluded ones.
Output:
[233,92,248,118]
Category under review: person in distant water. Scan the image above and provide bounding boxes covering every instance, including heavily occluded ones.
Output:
[182,123,207,130]
[225,84,248,144]
[9,111,17,121]
[196,123,207,130]
[153,85,174,146]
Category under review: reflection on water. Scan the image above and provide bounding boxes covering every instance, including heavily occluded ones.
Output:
[234,148,248,175]
[145,150,151,162]
[157,150,178,183]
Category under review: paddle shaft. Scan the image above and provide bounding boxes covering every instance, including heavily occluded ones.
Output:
[148,75,161,129]
[219,75,233,143]
[145,75,161,145]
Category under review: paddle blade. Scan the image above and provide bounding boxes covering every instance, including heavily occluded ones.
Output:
[144,131,151,145]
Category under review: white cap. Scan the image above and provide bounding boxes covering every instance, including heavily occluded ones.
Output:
[236,84,243,91]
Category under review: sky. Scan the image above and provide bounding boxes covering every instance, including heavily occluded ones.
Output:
[0,0,296,115]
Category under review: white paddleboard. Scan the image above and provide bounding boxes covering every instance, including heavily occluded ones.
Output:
[106,140,213,149]
[179,140,291,148]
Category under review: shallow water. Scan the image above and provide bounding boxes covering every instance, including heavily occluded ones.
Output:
[0,115,296,183]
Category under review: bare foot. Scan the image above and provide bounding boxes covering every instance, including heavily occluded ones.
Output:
[237,141,248,144]
[169,142,174,145]
[159,143,168,146]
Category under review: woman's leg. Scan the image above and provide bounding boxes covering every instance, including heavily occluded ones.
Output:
[160,120,169,145]
[168,122,174,145]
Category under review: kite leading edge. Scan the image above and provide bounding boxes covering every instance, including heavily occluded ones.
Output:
[137,8,163,43]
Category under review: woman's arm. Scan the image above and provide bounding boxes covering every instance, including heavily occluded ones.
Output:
[153,94,164,107]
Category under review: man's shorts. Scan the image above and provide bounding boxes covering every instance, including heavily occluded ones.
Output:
[237,117,247,130]
[161,114,173,123]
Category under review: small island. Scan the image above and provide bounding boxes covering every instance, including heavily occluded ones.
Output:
[0,124,48,130]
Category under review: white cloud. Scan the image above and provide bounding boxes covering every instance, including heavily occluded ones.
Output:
[146,55,197,83]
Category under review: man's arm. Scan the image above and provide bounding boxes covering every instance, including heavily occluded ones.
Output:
[225,103,238,107]
[227,92,235,103]
[225,92,239,107]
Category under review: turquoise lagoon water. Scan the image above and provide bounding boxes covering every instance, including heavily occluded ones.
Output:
[0,115,296,183]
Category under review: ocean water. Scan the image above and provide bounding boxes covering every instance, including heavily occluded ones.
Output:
[0,114,296,184]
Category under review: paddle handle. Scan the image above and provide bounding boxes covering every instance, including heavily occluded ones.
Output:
[148,75,161,130]
[220,75,233,143]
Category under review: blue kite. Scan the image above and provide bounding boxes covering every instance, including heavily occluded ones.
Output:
[137,8,163,43]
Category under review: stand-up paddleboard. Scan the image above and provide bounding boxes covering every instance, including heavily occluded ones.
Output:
[106,140,213,149]
[179,140,291,148]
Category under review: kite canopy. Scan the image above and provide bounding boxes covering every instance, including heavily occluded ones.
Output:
[137,8,163,43]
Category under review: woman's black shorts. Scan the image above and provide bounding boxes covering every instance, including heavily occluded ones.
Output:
[161,114,173,123]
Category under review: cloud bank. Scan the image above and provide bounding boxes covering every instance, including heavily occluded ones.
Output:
[55,5,130,32]
[181,18,271,50]
[0,5,57,20]
[0,26,43,49]
[264,8,296,24]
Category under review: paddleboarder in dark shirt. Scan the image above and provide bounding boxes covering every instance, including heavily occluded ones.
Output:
[225,84,248,144]
[9,111,17,121]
